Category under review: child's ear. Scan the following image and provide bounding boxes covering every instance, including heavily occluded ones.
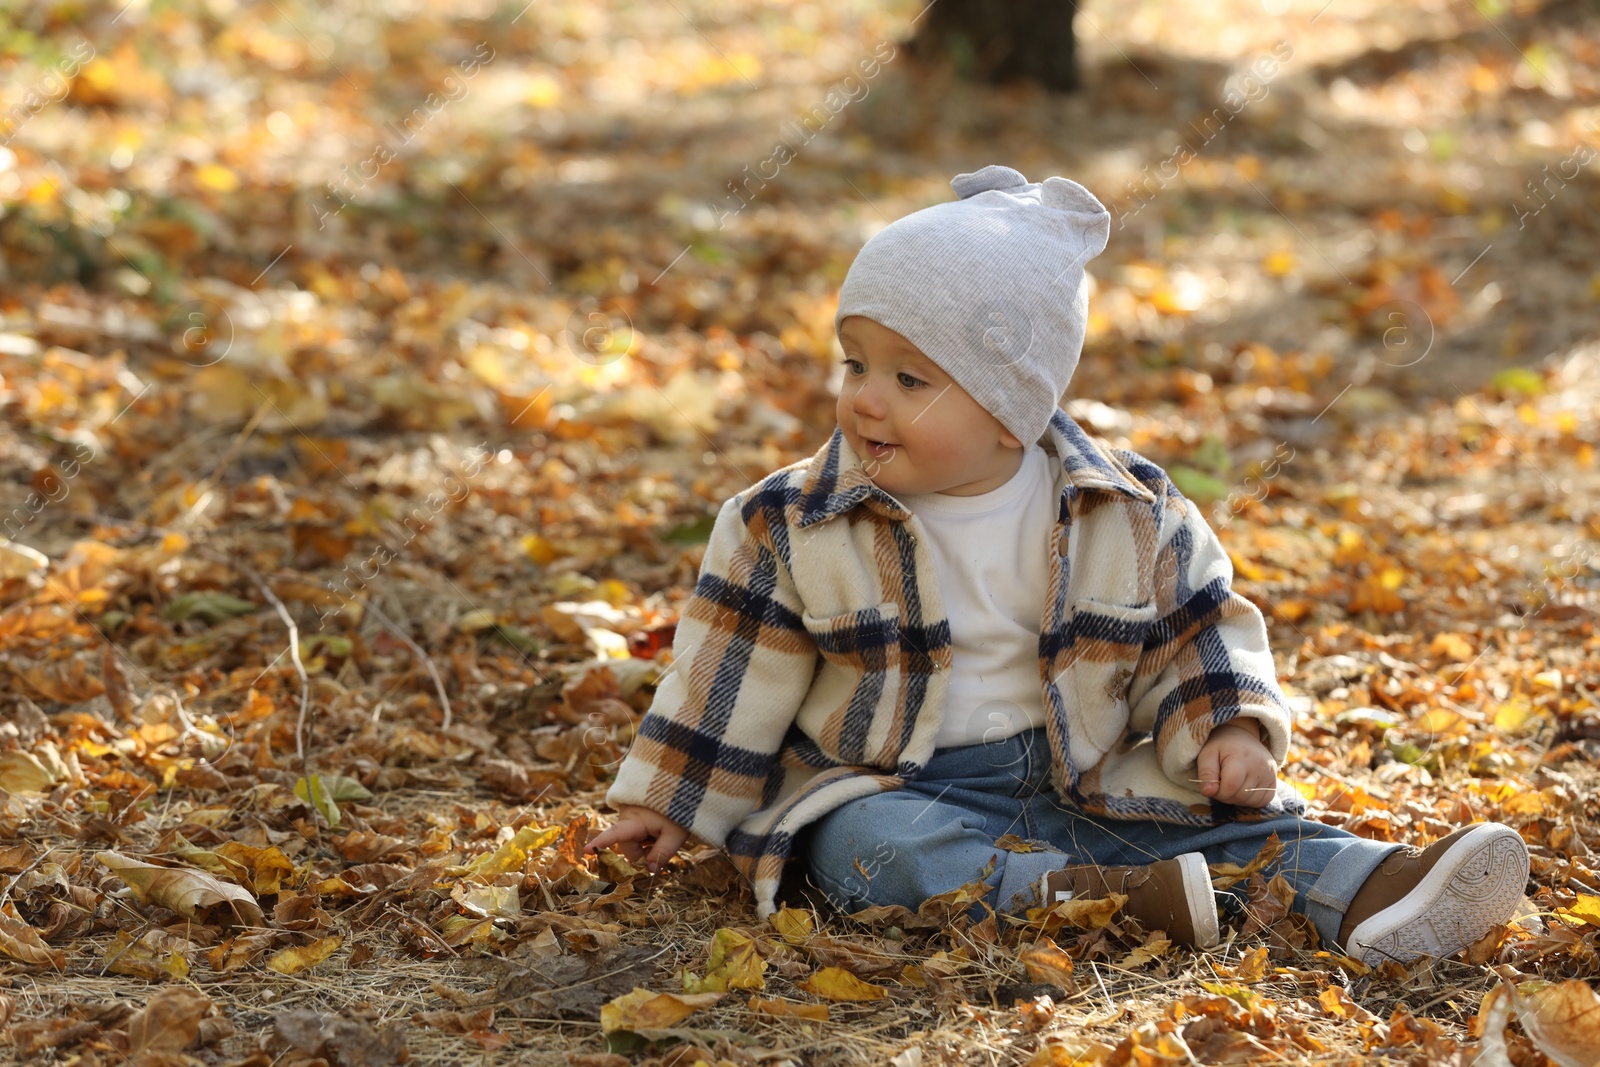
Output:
[1001,429,1023,449]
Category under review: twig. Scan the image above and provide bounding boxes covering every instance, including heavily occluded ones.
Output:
[206,552,314,797]
[204,396,274,488]
[1089,960,1115,1012]
[362,597,453,730]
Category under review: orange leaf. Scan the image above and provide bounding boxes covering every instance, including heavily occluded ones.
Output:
[748,995,829,1021]
[1520,980,1600,1067]
[1020,938,1076,987]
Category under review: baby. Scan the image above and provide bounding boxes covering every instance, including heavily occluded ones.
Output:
[588,164,1528,964]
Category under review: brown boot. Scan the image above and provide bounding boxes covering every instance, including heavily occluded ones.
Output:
[1338,822,1529,966]
[1039,852,1220,949]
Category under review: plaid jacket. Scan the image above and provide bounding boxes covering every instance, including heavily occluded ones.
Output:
[606,409,1302,917]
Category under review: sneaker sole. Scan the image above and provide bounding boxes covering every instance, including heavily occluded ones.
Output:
[1345,823,1529,966]
[1178,852,1222,951]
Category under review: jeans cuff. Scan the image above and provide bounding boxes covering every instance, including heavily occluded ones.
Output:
[1302,839,1406,949]
[993,849,1070,918]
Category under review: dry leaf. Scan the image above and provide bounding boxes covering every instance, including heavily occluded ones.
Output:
[213,842,297,894]
[126,987,212,1054]
[208,931,278,973]
[1229,945,1271,983]
[1318,984,1376,1023]
[748,995,828,1021]
[1026,891,1127,931]
[414,1006,495,1033]
[800,966,888,1001]
[97,851,264,926]
[682,927,765,993]
[1020,938,1076,988]
[1520,980,1600,1067]
[1558,895,1600,929]
[101,642,136,719]
[1027,1037,1118,1066]
[460,824,560,882]
[995,834,1043,852]
[0,911,66,968]
[599,988,722,1032]
[102,928,192,980]
[1208,835,1284,890]
[452,882,521,920]
[0,750,59,794]
[267,935,343,974]
[1123,932,1173,968]
[273,1008,408,1066]
[915,879,993,926]
[769,906,814,946]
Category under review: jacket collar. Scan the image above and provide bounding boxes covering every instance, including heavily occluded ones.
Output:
[796,409,1155,529]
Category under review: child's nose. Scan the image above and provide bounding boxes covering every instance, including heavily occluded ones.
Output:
[848,375,886,418]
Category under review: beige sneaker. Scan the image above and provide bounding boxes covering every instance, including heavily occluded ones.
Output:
[1338,822,1529,966]
[1039,852,1220,949]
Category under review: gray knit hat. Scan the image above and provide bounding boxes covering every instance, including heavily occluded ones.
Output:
[833,164,1111,446]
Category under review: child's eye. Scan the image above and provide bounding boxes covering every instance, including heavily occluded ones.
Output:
[897,372,925,389]
[839,357,862,374]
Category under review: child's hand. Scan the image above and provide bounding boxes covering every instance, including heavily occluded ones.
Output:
[585,804,689,873]
[1195,720,1279,807]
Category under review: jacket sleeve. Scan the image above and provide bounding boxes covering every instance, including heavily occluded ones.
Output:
[604,491,818,847]
[1124,478,1291,787]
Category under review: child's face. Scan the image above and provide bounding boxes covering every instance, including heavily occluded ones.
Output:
[836,315,1024,497]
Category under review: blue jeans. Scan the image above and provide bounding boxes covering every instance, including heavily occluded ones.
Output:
[802,728,1403,948]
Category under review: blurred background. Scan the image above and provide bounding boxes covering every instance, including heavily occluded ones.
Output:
[0,0,1597,648]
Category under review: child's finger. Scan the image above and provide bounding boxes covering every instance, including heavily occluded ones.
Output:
[586,820,648,854]
[1196,745,1220,797]
[1218,758,1246,803]
[645,824,689,874]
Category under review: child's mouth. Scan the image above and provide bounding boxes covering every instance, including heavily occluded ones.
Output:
[865,439,896,459]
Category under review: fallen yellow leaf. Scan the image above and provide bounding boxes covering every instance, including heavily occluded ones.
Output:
[1558,895,1600,929]
[0,751,59,794]
[995,834,1042,853]
[1427,632,1475,661]
[1209,836,1284,890]
[462,825,560,882]
[800,966,887,1002]
[1026,892,1127,931]
[769,906,814,946]
[682,927,765,993]
[266,935,342,974]
[600,988,722,1033]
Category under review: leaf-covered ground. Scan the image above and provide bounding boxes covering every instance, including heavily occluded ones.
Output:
[2,0,1600,1064]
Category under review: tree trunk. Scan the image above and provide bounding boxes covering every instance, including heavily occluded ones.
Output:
[908,0,1080,93]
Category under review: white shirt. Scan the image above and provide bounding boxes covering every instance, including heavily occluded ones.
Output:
[896,443,1056,748]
